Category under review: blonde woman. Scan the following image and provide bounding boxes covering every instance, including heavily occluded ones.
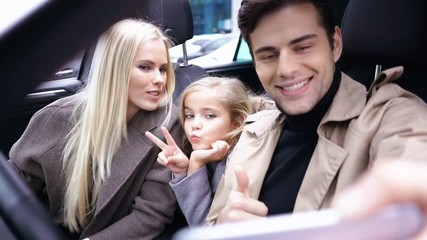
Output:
[8,19,180,240]
[146,77,275,227]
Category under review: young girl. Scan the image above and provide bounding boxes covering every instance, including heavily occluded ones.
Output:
[145,76,275,227]
[8,19,180,240]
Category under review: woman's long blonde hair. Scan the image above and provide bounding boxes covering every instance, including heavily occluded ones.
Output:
[62,19,175,232]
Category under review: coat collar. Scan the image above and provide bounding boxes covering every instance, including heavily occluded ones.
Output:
[243,72,368,137]
[241,72,370,210]
[295,68,405,210]
[295,74,367,210]
[94,106,172,215]
[320,72,367,124]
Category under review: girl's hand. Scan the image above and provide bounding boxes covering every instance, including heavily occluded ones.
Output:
[188,140,230,174]
[145,127,189,175]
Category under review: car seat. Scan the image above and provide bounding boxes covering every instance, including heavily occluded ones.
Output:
[339,0,427,101]
[142,0,209,104]
[80,0,208,105]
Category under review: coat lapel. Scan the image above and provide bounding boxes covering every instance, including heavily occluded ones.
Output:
[239,110,285,198]
[295,73,366,211]
[93,108,163,216]
[294,138,348,211]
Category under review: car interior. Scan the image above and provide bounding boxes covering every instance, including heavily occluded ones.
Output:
[339,0,427,101]
[0,0,425,239]
[0,0,189,239]
[139,0,210,104]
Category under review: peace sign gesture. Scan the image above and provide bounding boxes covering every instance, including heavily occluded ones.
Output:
[145,126,189,175]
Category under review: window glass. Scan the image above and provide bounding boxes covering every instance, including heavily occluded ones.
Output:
[171,0,242,67]
[189,0,233,34]
[235,39,252,62]
[183,0,348,68]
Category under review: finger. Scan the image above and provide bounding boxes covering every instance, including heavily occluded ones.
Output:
[211,141,230,157]
[334,161,427,219]
[167,155,189,168]
[158,152,169,163]
[199,147,226,162]
[223,208,266,223]
[156,157,167,166]
[212,140,229,149]
[229,191,268,217]
[145,131,167,150]
[218,193,268,223]
[160,126,178,147]
[412,226,427,240]
[234,165,249,196]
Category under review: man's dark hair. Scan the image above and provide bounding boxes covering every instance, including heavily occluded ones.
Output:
[238,0,336,50]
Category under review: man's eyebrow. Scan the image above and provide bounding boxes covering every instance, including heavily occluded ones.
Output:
[289,34,317,45]
[253,34,318,55]
[254,46,276,55]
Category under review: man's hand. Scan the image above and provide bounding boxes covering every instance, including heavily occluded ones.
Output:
[145,127,189,175]
[217,165,268,223]
[334,161,427,240]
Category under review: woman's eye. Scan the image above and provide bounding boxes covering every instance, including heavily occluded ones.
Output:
[138,65,150,71]
[160,67,167,73]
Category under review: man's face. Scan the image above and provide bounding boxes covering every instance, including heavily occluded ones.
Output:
[250,3,342,115]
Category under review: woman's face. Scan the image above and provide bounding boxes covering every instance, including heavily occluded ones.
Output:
[183,89,236,150]
[127,38,169,120]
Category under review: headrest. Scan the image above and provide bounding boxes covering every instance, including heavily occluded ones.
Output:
[341,0,427,67]
[140,0,194,46]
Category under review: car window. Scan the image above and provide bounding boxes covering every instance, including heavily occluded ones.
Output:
[48,0,350,82]
[235,39,252,62]
[192,39,210,46]
[183,0,349,68]
[202,36,234,52]
[49,50,85,81]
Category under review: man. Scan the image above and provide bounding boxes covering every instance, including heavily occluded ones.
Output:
[205,0,427,224]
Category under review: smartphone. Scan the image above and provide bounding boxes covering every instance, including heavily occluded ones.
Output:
[173,203,423,240]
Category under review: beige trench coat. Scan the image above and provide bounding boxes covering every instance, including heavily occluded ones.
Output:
[206,66,427,225]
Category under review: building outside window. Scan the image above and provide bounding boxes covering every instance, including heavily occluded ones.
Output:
[190,0,239,34]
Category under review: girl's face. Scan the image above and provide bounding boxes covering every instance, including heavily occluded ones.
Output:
[127,38,169,120]
[183,90,236,150]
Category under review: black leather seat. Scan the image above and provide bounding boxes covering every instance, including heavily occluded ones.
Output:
[339,0,427,101]
[80,0,209,104]
[142,0,205,237]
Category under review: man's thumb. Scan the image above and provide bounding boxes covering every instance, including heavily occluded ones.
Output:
[234,165,249,196]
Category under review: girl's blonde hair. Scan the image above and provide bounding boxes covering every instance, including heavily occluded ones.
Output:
[178,76,270,152]
[62,19,175,232]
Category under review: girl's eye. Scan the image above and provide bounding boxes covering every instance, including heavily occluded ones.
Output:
[205,114,216,119]
[185,114,194,119]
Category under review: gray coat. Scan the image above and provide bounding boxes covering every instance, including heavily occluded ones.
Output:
[170,160,226,227]
[8,94,182,240]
